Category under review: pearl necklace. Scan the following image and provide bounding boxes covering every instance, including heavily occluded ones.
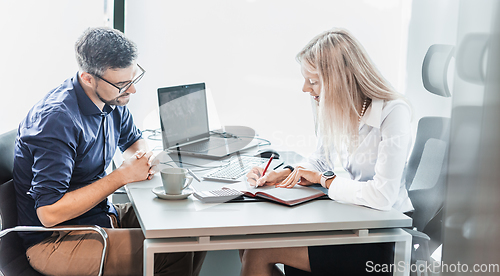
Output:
[359,99,368,122]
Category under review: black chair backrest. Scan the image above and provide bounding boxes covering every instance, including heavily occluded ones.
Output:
[0,130,16,184]
[0,130,44,276]
[0,129,17,231]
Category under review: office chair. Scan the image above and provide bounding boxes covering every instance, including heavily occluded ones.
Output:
[0,129,108,276]
[398,44,455,275]
[403,116,450,272]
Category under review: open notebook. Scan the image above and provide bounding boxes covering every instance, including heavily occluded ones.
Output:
[224,181,328,206]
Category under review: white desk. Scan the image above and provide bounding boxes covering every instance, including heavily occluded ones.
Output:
[126,167,412,276]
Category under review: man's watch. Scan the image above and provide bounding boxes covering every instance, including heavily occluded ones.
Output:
[320,171,336,188]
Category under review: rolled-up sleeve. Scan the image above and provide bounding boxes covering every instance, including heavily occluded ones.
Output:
[118,106,143,152]
[26,111,78,209]
[328,103,412,211]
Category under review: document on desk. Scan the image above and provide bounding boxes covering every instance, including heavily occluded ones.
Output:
[224,181,327,206]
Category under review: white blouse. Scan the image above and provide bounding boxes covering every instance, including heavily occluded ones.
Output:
[299,99,414,212]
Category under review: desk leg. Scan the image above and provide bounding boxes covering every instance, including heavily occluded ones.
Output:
[393,232,412,276]
[144,239,155,276]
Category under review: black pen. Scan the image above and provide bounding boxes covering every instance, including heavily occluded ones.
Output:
[176,144,183,168]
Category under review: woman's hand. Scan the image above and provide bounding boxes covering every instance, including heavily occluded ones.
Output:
[277,166,322,188]
[246,167,291,187]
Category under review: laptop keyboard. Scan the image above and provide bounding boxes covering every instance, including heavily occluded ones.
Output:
[180,138,238,152]
[203,156,268,181]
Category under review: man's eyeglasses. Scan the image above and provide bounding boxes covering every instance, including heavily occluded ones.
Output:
[94,64,145,94]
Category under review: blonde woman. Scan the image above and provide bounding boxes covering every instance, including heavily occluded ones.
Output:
[242,28,414,275]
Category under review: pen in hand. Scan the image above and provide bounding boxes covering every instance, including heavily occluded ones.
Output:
[255,154,274,188]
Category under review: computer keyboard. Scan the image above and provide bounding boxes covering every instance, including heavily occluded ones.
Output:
[203,156,269,181]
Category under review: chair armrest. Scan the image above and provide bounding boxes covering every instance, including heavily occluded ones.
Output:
[0,225,108,276]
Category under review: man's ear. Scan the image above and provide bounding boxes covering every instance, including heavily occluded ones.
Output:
[79,72,95,87]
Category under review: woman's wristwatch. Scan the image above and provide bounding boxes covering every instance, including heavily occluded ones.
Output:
[283,165,294,173]
[320,171,336,188]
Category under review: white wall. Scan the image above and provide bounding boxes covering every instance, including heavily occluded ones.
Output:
[404,0,459,131]
[0,0,110,134]
[0,1,414,158]
[124,0,412,157]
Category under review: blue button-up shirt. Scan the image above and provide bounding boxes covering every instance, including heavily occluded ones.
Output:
[13,73,142,248]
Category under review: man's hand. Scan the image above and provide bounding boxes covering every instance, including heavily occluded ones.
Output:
[116,150,154,183]
[37,151,154,228]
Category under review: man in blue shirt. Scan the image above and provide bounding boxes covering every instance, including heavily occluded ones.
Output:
[13,27,205,276]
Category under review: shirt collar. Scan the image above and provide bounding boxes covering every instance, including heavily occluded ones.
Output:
[73,72,115,116]
[360,98,383,128]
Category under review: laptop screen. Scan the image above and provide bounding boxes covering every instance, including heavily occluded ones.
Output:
[157,83,209,149]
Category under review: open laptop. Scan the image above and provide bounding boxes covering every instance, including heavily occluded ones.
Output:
[157,83,260,158]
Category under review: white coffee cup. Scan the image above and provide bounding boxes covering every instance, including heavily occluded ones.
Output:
[160,168,193,195]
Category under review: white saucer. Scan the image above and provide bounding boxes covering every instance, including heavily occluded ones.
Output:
[152,186,193,200]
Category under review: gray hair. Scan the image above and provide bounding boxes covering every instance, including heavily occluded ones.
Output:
[75,27,138,76]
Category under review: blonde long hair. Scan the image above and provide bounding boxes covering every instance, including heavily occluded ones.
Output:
[297,28,400,155]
